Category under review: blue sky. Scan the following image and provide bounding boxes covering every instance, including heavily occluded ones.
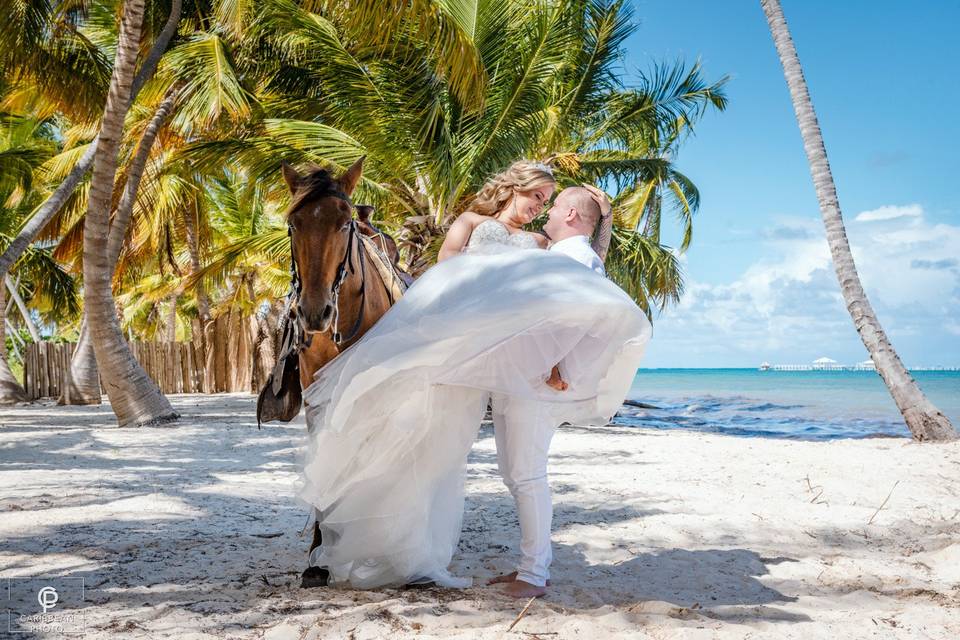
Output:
[623,0,960,367]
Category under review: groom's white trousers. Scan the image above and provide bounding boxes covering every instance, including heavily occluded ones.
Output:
[490,393,558,588]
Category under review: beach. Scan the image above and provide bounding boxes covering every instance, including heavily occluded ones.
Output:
[1,393,959,639]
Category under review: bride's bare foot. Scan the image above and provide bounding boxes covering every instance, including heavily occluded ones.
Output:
[546,366,568,391]
[502,579,547,599]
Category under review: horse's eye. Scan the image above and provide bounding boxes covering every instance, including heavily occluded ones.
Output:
[341,221,351,231]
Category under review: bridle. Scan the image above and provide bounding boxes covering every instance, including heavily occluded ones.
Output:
[281,189,368,355]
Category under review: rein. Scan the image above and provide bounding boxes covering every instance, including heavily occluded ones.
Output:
[328,219,367,344]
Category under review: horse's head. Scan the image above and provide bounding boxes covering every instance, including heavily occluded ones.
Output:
[282,156,364,334]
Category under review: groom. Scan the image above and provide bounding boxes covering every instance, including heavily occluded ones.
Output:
[488,184,611,598]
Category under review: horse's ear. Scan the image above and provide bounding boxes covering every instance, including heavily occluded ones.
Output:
[341,156,365,196]
[281,161,301,193]
[356,205,374,222]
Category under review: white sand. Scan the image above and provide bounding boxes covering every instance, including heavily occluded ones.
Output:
[1,394,958,639]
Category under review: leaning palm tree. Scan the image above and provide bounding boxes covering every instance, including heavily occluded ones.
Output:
[2,0,187,406]
[1,184,79,404]
[82,0,177,426]
[57,85,182,404]
[760,0,956,441]
[0,111,63,403]
[0,0,182,327]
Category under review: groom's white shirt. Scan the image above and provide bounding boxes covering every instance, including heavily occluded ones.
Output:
[549,234,605,276]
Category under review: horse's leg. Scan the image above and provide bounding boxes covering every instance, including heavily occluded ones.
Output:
[301,508,329,588]
[309,514,323,553]
[299,265,395,588]
[299,340,338,588]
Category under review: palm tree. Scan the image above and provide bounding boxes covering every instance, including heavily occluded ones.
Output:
[0,0,182,327]
[3,0,728,413]
[60,84,182,404]
[0,113,79,402]
[82,0,177,426]
[183,0,726,310]
[760,0,956,441]
[1,1,183,410]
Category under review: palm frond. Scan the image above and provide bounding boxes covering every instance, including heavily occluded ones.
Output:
[605,225,683,319]
[310,0,487,108]
[455,0,573,201]
[550,0,634,140]
[590,61,728,148]
[7,237,80,321]
[160,32,255,130]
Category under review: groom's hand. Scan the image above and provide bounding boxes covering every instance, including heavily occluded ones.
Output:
[581,183,612,219]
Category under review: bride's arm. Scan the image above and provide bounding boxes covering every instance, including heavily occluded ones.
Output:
[437,213,479,262]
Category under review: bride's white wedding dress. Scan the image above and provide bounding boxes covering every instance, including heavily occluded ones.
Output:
[299,219,651,588]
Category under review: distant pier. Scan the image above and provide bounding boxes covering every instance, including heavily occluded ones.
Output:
[759,359,959,372]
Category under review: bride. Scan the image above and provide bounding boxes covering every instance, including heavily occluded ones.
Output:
[298,160,651,589]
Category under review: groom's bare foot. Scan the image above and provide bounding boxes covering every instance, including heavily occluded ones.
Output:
[502,579,547,599]
[487,571,551,587]
[487,571,516,585]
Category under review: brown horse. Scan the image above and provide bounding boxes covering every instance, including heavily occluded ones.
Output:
[278,157,397,392]
[262,158,401,586]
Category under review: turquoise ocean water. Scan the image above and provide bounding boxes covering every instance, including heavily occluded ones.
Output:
[617,369,960,440]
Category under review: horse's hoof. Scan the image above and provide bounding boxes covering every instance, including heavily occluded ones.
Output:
[402,579,437,590]
[301,566,330,588]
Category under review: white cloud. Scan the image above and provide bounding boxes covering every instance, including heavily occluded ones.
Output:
[645,209,960,367]
[854,203,923,222]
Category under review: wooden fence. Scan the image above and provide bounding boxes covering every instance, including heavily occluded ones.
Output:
[21,312,275,400]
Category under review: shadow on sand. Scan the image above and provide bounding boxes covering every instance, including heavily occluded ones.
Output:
[1,394,813,633]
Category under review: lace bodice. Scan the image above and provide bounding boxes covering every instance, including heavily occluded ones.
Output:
[465,219,541,253]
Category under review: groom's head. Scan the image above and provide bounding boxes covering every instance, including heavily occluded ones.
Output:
[543,187,602,242]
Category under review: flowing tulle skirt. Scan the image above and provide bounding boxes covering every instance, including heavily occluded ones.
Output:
[298,248,651,588]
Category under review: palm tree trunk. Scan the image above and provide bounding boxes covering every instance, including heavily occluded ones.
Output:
[253,302,279,392]
[164,297,177,342]
[0,144,97,278]
[760,0,956,441]
[0,285,28,404]
[60,83,180,406]
[4,276,40,342]
[0,0,182,297]
[182,196,213,391]
[105,84,180,269]
[58,314,101,404]
[82,0,177,427]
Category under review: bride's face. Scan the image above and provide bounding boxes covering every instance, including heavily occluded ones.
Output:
[502,184,555,226]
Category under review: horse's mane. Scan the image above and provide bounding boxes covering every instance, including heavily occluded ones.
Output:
[288,165,342,216]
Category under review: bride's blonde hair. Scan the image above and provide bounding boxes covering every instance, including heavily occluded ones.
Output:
[468,160,556,217]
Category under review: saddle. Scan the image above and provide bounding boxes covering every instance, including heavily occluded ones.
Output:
[256,302,304,427]
[358,233,407,305]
